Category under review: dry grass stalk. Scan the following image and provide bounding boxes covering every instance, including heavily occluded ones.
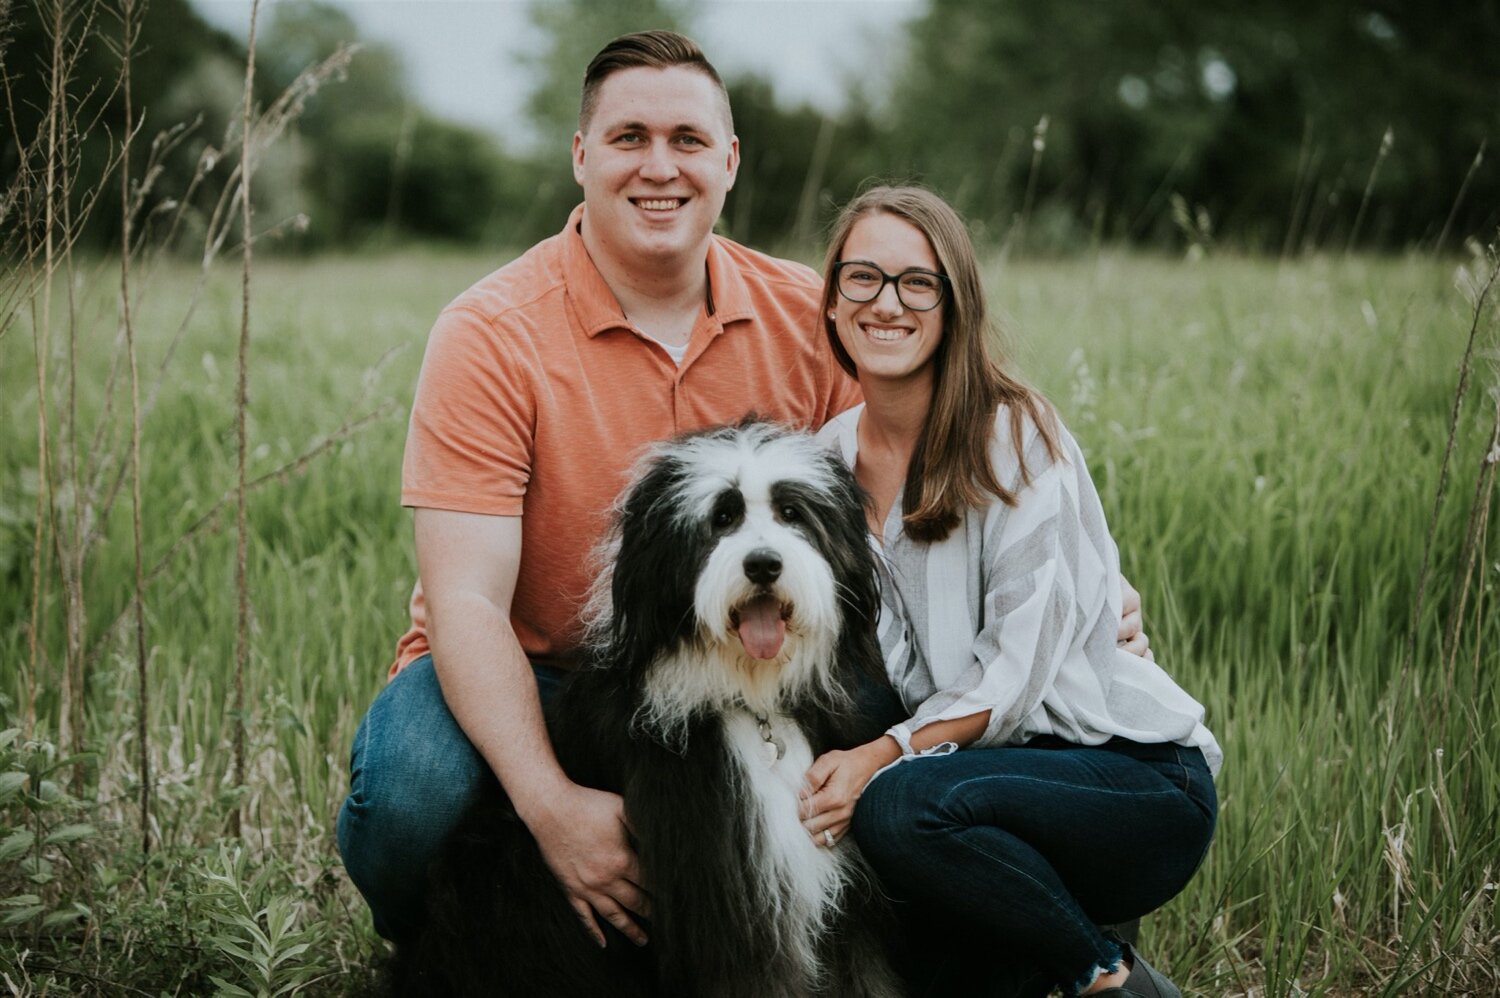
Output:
[1345,126,1394,256]
[81,118,203,493]
[18,0,126,759]
[1434,142,1485,257]
[1440,387,1498,717]
[1279,116,1314,264]
[231,0,263,839]
[62,48,369,702]
[1126,143,1190,240]
[38,0,78,750]
[1397,246,1500,706]
[38,0,66,749]
[111,0,152,855]
[61,16,88,769]
[72,46,350,561]
[2,0,42,738]
[79,49,350,572]
[791,112,834,247]
[1006,113,1048,258]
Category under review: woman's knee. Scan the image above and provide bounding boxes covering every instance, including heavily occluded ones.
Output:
[851,762,946,880]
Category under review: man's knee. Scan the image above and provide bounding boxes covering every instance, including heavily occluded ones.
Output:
[344,658,485,816]
[337,655,488,938]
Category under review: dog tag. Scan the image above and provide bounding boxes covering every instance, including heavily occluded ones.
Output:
[755,713,786,765]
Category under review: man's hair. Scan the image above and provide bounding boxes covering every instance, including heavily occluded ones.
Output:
[820,186,1062,542]
[579,30,733,134]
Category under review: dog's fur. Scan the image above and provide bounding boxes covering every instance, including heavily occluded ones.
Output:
[395,422,903,998]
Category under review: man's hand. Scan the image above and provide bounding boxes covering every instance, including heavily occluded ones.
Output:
[800,739,900,846]
[526,783,651,948]
[417,509,650,945]
[1119,574,1154,661]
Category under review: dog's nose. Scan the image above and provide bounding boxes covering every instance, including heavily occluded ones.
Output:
[743,548,782,586]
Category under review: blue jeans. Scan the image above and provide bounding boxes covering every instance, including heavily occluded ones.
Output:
[851,736,1217,996]
[335,654,569,942]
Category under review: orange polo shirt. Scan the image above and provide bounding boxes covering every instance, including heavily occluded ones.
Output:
[392,205,861,676]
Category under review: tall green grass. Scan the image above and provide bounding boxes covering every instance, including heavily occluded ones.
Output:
[2,247,1496,994]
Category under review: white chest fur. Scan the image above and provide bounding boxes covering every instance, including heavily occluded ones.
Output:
[722,711,851,981]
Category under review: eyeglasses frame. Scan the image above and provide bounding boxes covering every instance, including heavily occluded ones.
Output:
[832,260,950,312]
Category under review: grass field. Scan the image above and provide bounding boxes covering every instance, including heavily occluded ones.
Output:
[2,246,1497,995]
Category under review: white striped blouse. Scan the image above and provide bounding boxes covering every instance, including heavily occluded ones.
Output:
[817,404,1223,776]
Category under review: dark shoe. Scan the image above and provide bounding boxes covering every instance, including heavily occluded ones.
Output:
[1086,942,1181,998]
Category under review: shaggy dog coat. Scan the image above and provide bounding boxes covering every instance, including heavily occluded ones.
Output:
[395,423,903,998]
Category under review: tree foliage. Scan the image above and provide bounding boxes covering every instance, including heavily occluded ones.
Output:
[887,0,1500,250]
[3,0,1494,253]
[522,0,693,152]
[255,1,516,246]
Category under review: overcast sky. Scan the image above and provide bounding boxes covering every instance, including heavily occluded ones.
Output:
[191,1,922,149]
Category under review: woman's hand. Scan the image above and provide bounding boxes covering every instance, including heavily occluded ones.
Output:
[1119,574,1154,661]
[800,738,902,847]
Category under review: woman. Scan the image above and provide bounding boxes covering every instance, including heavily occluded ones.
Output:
[799,187,1221,998]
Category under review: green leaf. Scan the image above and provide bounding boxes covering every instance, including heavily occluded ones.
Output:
[0,771,26,802]
[210,936,260,963]
[0,904,43,925]
[269,941,311,966]
[43,823,96,845]
[0,893,41,907]
[209,977,256,998]
[22,854,54,883]
[0,828,34,863]
[0,728,20,751]
[41,905,87,929]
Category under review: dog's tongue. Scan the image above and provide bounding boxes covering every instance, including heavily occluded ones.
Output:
[737,595,786,660]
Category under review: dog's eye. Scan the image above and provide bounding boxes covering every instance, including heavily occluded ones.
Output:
[779,504,801,523]
[712,509,734,528]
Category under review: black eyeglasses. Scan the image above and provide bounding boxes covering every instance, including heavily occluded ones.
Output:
[833,261,949,312]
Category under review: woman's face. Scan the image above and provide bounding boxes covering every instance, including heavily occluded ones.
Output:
[831,212,945,388]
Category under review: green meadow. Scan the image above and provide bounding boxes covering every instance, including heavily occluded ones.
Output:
[2,247,1496,995]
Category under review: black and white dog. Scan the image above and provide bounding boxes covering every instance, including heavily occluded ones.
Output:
[397,421,903,997]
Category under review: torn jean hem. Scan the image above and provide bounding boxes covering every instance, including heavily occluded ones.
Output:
[1070,939,1124,996]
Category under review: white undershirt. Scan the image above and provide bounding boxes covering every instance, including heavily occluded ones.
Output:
[646,333,689,366]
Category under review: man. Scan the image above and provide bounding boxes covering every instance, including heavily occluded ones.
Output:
[336,30,1149,947]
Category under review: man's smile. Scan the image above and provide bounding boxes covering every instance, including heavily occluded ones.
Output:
[632,197,689,211]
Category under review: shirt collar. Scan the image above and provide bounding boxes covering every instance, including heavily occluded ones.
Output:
[562,204,756,338]
[562,205,633,338]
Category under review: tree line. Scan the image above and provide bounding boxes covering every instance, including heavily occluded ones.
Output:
[3,0,1495,254]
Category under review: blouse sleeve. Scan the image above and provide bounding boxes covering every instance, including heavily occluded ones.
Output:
[887,430,1094,749]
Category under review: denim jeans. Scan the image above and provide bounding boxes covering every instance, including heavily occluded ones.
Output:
[851,736,1217,997]
[334,654,569,942]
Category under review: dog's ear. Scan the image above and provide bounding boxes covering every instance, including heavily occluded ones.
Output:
[610,453,701,670]
[818,452,882,630]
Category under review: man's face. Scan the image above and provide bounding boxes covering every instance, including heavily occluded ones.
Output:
[572,66,740,271]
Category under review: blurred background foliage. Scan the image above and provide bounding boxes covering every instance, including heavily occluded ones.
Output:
[2,0,1496,254]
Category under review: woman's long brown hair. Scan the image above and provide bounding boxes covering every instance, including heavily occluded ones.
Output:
[821,186,1061,542]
